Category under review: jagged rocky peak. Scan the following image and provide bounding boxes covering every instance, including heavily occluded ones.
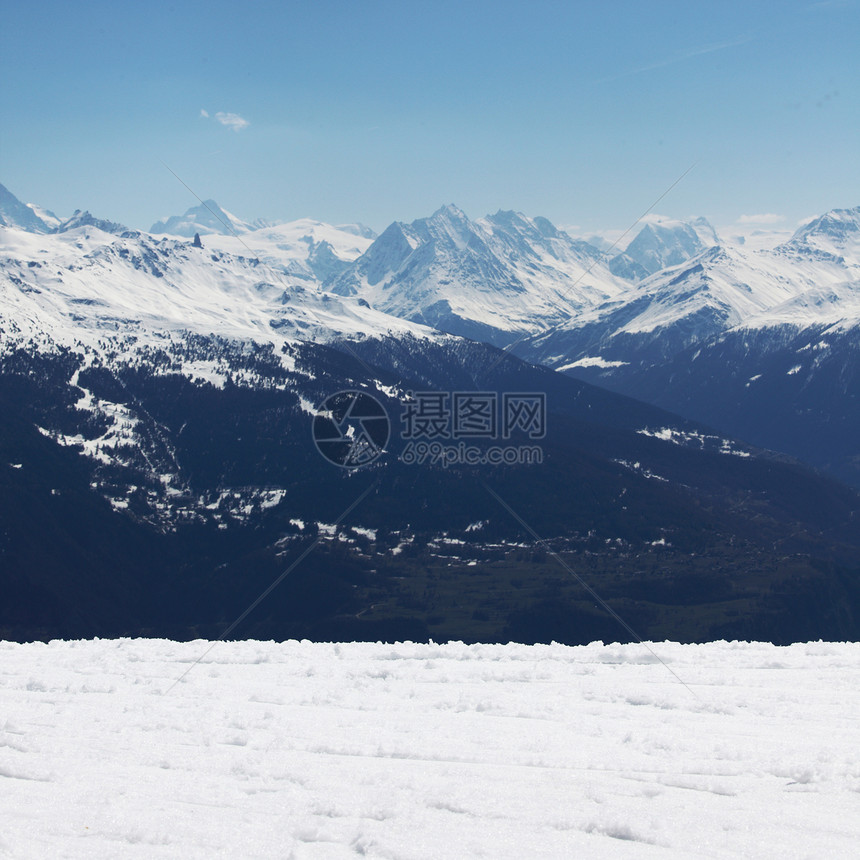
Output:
[1,182,128,235]
[794,206,860,240]
[419,204,482,244]
[430,202,471,224]
[56,210,129,235]
[783,206,860,262]
[610,216,720,281]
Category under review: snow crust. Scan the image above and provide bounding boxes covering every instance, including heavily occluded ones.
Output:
[2,638,858,858]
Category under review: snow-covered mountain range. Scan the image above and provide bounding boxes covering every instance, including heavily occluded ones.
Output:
[0,182,433,362]
[2,181,859,489]
[520,207,860,487]
[531,207,860,362]
[0,221,427,354]
[328,204,628,346]
[2,181,860,643]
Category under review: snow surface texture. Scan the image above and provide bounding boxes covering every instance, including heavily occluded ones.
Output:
[1,639,858,859]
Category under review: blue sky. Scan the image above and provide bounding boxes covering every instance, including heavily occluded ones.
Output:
[1,0,858,235]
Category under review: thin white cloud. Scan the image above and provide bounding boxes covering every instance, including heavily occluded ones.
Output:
[594,34,752,85]
[215,111,249,132]
[200,109,209,118]
[738,213,784,225]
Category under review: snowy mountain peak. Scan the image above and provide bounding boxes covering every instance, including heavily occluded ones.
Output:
[26,203,62,231]
[150,200,254,237]
[610,217,720,281]
[56,209,129,235]
[792,206,860,242]
[327,206,626,344]
[0,182,54,233]
[782,206,860,265]
[1,184,129,237]
[422,204,482,249]
[338,220,422,290]
[689,216,720,245]
[430,203,470,223]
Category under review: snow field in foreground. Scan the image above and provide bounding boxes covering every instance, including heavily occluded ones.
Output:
[1,639,859,859]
